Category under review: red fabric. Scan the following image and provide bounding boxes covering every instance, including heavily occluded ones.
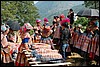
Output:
[20,26,27,33]
[10,49,13,54]
[15,61,19,66]
[89,52,95,60]
[20,63,24,66]
[60,14,65,18]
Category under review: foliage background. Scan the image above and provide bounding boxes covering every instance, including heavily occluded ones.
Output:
[1,1,40,26]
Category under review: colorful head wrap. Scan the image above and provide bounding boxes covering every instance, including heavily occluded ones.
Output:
[24,23,33,30]
[36,19,42,23]
[44,18,48,22]
[60,14,65,18]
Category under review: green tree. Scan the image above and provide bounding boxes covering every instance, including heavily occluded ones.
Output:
[73,17,89,31]
[84,1,99,10]
[1,1,40,26]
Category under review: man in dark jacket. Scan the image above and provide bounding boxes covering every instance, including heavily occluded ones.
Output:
[60,22,71,61]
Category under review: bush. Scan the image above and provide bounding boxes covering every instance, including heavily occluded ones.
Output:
[73,17,89,31]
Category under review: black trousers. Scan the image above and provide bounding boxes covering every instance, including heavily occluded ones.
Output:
[1,62,14,66]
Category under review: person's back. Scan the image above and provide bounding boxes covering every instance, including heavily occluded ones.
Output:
[68,9,74,28]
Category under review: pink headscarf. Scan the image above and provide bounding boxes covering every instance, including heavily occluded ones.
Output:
[36,19,41,23]
[65,18,70,23]
[44,18,48,22]
[24,23,33,30]
[60,18,70,25]
[20,23,33,33]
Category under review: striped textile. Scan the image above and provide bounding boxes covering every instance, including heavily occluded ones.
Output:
[1,50,13,63]
[73,32,79,47]
[53,26,60,39]
[95,44,99,56]
[75,34,84,49]
[88,36,99,60]
[69,31,75,44]
[71,31,99,60]
[81,36,91,52]
[15,43,28,66]
[40,37,55,49]
[40,37,53,46]
[95,36,99,56]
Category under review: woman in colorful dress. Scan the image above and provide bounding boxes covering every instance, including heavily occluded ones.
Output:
[15,23,33,66]
[40,25,55,50]
[52,16,61,50]
[34,19,43,34]
[1,23,14,66]
[32,19,42,43]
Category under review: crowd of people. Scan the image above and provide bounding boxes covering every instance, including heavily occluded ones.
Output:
[1,9,99,66]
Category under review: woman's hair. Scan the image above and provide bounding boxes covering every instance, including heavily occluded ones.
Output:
[61,22,69,28]
[70,9,73,11]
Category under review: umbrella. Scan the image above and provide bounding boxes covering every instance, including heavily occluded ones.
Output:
[77,8,99,17]
[6,20,13,25]
[7,21,20,31]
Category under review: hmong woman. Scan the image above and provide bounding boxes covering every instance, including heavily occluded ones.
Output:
[40,25,55,50]
[1,24,14,66]
[52,16,61,50]
[32,19,42,43]
[15,23,33,66]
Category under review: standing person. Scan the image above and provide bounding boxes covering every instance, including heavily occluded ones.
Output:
[92,18,99,36]
[40,25,55,50]
[68,9,74,28]
[34,19,43,33]
[15,23,33,66]
[43,18,50,26]
[59,22,71,61]
[7,30,18,60]
[1,24,14,66]
[52,16,61,50]
[74,24,83,35]
[59,14,66,21]
[51,16,59,34]
[32,19,42,43]
[32,30,41,43]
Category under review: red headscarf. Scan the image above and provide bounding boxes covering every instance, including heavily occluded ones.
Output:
[60,14,65,18]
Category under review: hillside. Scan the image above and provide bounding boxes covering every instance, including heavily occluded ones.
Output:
[35,1,85,24]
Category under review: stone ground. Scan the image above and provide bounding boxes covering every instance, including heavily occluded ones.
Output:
[66,52,99,66]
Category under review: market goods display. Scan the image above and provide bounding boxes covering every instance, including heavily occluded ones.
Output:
[32,43,63,62]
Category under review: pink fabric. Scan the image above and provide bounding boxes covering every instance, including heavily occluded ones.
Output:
[36,19,41,23]
[24,23,33,29]
[44,18,48,22]
[66,18,70,23]
[60,18,70,25]
[20,26,27,33]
